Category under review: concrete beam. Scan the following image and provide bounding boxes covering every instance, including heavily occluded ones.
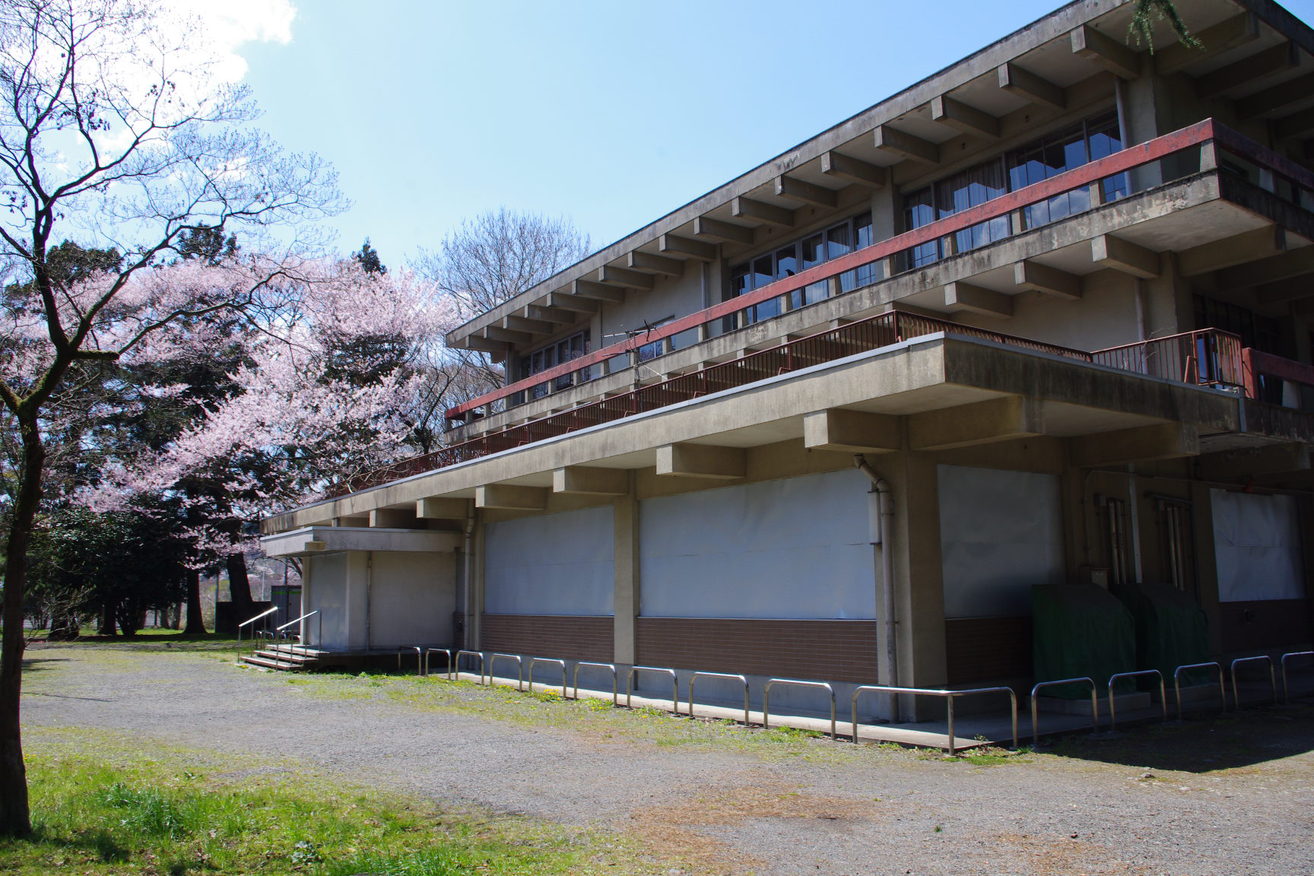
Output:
[1197,442,1310,481]
[820,151,887,187]
[544,291,601,313]
[774,174,840,207]
[552,465,629,495]
[1091,234,1159,278]
[334,516,369,528]
[1069,424,1199,467]
[416,497,472,520]
[525,303,575,324]
[930,94,999,138]
[627,250,685,276]
[1275,106,1314,140]
[1070,24,1140,79]
[475,484,548,511]
[803,409,902,453]
[463,335,510,354]
[369,508,417,528]
[1156,12,1257,74]
[655,443,746,479]
[1195,42,1297,99]
[484,325,532,344]
[1216,245,1314,289]
[503,314,555,335]
[692,216,755,245]
[571,279,627,302]
[944,281,1013,318]
[731,196,796,227]
[1178,225,1284,276]
[997,62,1065,109]
[659,233,717,261]
[1256,275,1314,305]
[873,124,940,164]
[909,396,1042,450]
[1014,260,1082,299]
[1237,71,1314,119]
[597,265,655,290]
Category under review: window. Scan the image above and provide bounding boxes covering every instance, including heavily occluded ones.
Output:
[518,330,590,399]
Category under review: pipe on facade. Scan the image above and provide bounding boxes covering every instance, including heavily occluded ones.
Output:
[462,510,475,651]
[854,455,899,722]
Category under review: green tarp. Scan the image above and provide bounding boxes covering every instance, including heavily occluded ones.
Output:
[1121,582,1210,684]
[1032,584,1136,697]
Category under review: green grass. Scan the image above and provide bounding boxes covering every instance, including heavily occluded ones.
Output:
[0,729,652,876]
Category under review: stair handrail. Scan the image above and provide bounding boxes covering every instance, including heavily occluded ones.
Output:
[236,606,279,643]
[274,609,320,646]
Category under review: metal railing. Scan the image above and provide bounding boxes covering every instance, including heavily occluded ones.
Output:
[687,671,750,725]
[528,657,568,697]
[851,684,1017,753]
[1173,662,1227,719]
[236,606,279,643]
[454,649,485,683]
[397,646,423,676]
[1107,670,1167,730]
[425,647,452,678]
[1029,677,1098,742]
[1230,655,1277,707]
[764,679,836,739]
[274,609,321,647]
[626,666,679,711]
[1091,328,1245,391]
[572,661,619,704]
[1280,651,1314,703]
[489,653,524,691]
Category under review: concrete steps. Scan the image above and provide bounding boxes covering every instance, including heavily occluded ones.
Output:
[241,644,323,672]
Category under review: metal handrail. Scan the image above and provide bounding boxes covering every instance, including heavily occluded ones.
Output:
[1107,670,1167,730]
[274,609,320,647]
[489,653,524,690]
[236,606,278,642]
[529,657,568,697]
[1029,677,1098,741]
[1230,655,1277,707]
[1280,651,1314,703]
[425,648,452,678]
[626,665,679,711]
[572,661,618,704]
[687,671,750,724]
[1173,662,1226,719]
[851,684,1017,753]
[454,649,485,683]
[397,646,423,676]
[765,679,836,740]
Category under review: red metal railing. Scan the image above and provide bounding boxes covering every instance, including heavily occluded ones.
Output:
[1091,329,1246,389]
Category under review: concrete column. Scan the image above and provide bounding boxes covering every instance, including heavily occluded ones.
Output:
[613,477,639,665]
[470,521,486,650]
[1190,481,1223,654]
[344,551,370,651]
[893,452,946,720]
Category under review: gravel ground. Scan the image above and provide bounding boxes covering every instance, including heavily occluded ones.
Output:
[20,642,1314,876]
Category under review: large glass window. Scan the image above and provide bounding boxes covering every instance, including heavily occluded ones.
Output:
[519,330,590,399]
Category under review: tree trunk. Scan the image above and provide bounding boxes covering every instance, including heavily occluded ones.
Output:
[183,570,207,635]
[98,602,117,637]
[226,552,256,616]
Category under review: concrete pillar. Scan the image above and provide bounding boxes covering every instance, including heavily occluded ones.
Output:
[344,551,370,651]
[470,521,486,650]
[613,483,639,665]
[1190,481,1223,654]
[893,452,946,720]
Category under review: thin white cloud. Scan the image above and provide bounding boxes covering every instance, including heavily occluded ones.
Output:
[160,0,296,84]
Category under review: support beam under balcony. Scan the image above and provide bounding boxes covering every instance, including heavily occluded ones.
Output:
[369,508,417,528]
[803,409,902,453]
[504,314,555,335]
[659,233,718,261]
[1178,225,1284,276]
[930,94,1000,138]
[908,396,1042,450]
[416,497,472,520]
[334,516,369,528]
[525,303,575,324]
[693,216,755,245]
[655,443,746,480]
[1197,442,1310,482]
[1014,260,1082,299]
[475,484,548,511]
[1195,42,1297,99]
[774,174,840,207]
[1070,24,1140,80]
[1156,13,1258,74]
[545,291,601,313]
[571,279,627,303]
[1236,71,1314,119]
[627,251,686,276]
[1091,234,1160,278]
[553,466,629,495]
[997,62,1065,109]
[820,151,887,187]
[1257,275,1314,305]
[731,196,796,227]
[1216,245,1314,289]
[597,265,655,290]
[944,281,1013,318]
[485,325,532,344]
[464,335,511,354]
[873,125,940,165]
[1069,424,1198,467]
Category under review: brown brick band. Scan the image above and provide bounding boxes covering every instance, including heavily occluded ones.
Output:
[481,614,613,662]
[945,616,1032,684]
[636,617,877,683]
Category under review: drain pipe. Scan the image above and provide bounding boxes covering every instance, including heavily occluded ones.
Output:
[854,455,899,722]
[462,510,475,651]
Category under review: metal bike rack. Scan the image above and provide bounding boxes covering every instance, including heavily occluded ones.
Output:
[1230,655,1276,707]
[424,648,452,678]
[572,661,618,704]
[489,653,524,690]
[454,649,485,683]
[1029,677,1097,742]
[236,606,279,643]
[397,646,424,676]
[1106,670,1166,730]
[687,671,750,724]
[529,657,568,696]
[764,679,836,740]
[1280,650,1314,703]
[626,666,679,712]
[849,684,1017,753]
[1172,662,1226,719]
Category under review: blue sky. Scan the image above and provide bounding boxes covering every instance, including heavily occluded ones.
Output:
[232,0,1314,267]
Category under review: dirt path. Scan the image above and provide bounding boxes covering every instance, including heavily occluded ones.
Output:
[21,643,1314,875]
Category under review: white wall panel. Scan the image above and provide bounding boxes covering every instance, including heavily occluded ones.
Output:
[306,553,348,649]
[370,552,456,647]
[1212,489,1305,602]
[485,505,614,616]
[639,468,875,619]
[938,465,1063,618]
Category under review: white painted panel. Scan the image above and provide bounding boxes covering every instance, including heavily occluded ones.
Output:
[370,552,457,647]
[939,465,1063,618]
[307,553,348,649]
[1212,489,1304,602]
[640,468,875,619]
[485,505,614,616]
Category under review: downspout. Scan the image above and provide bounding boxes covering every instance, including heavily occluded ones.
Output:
[462,510,475,650]
[854,455,899,722]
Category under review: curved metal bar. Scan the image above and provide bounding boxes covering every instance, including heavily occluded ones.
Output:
[1028,677,1097,742]
[1280,651,1314,703]
[626,665,679,712]
[687,671,750,724]
[529,657,568,697]
[849,684,1017,753]
[489,653,524,690]
[572,661,618,704]
[396,646,423,676]
[764,678,836,740]
[1107,669,1166,730]
[1230,655,1276,708]
[454,649,485,683]
[236,606,279,642]
[1172,661,1225,719]
[424,648,452,679]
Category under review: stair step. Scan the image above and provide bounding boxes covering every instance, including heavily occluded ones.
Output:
[242,654,319,672]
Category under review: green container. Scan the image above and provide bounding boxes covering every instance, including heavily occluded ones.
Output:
[1032,584,1136,697]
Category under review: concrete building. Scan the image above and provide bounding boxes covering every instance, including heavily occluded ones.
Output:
[262,0,1314,717]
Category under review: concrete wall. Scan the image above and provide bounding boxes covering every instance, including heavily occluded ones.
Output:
[485,504,615,615]
[369,551,456,649]
[305,553,348,649]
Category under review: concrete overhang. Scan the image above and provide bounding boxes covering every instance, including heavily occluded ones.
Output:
[260,526,461,557]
